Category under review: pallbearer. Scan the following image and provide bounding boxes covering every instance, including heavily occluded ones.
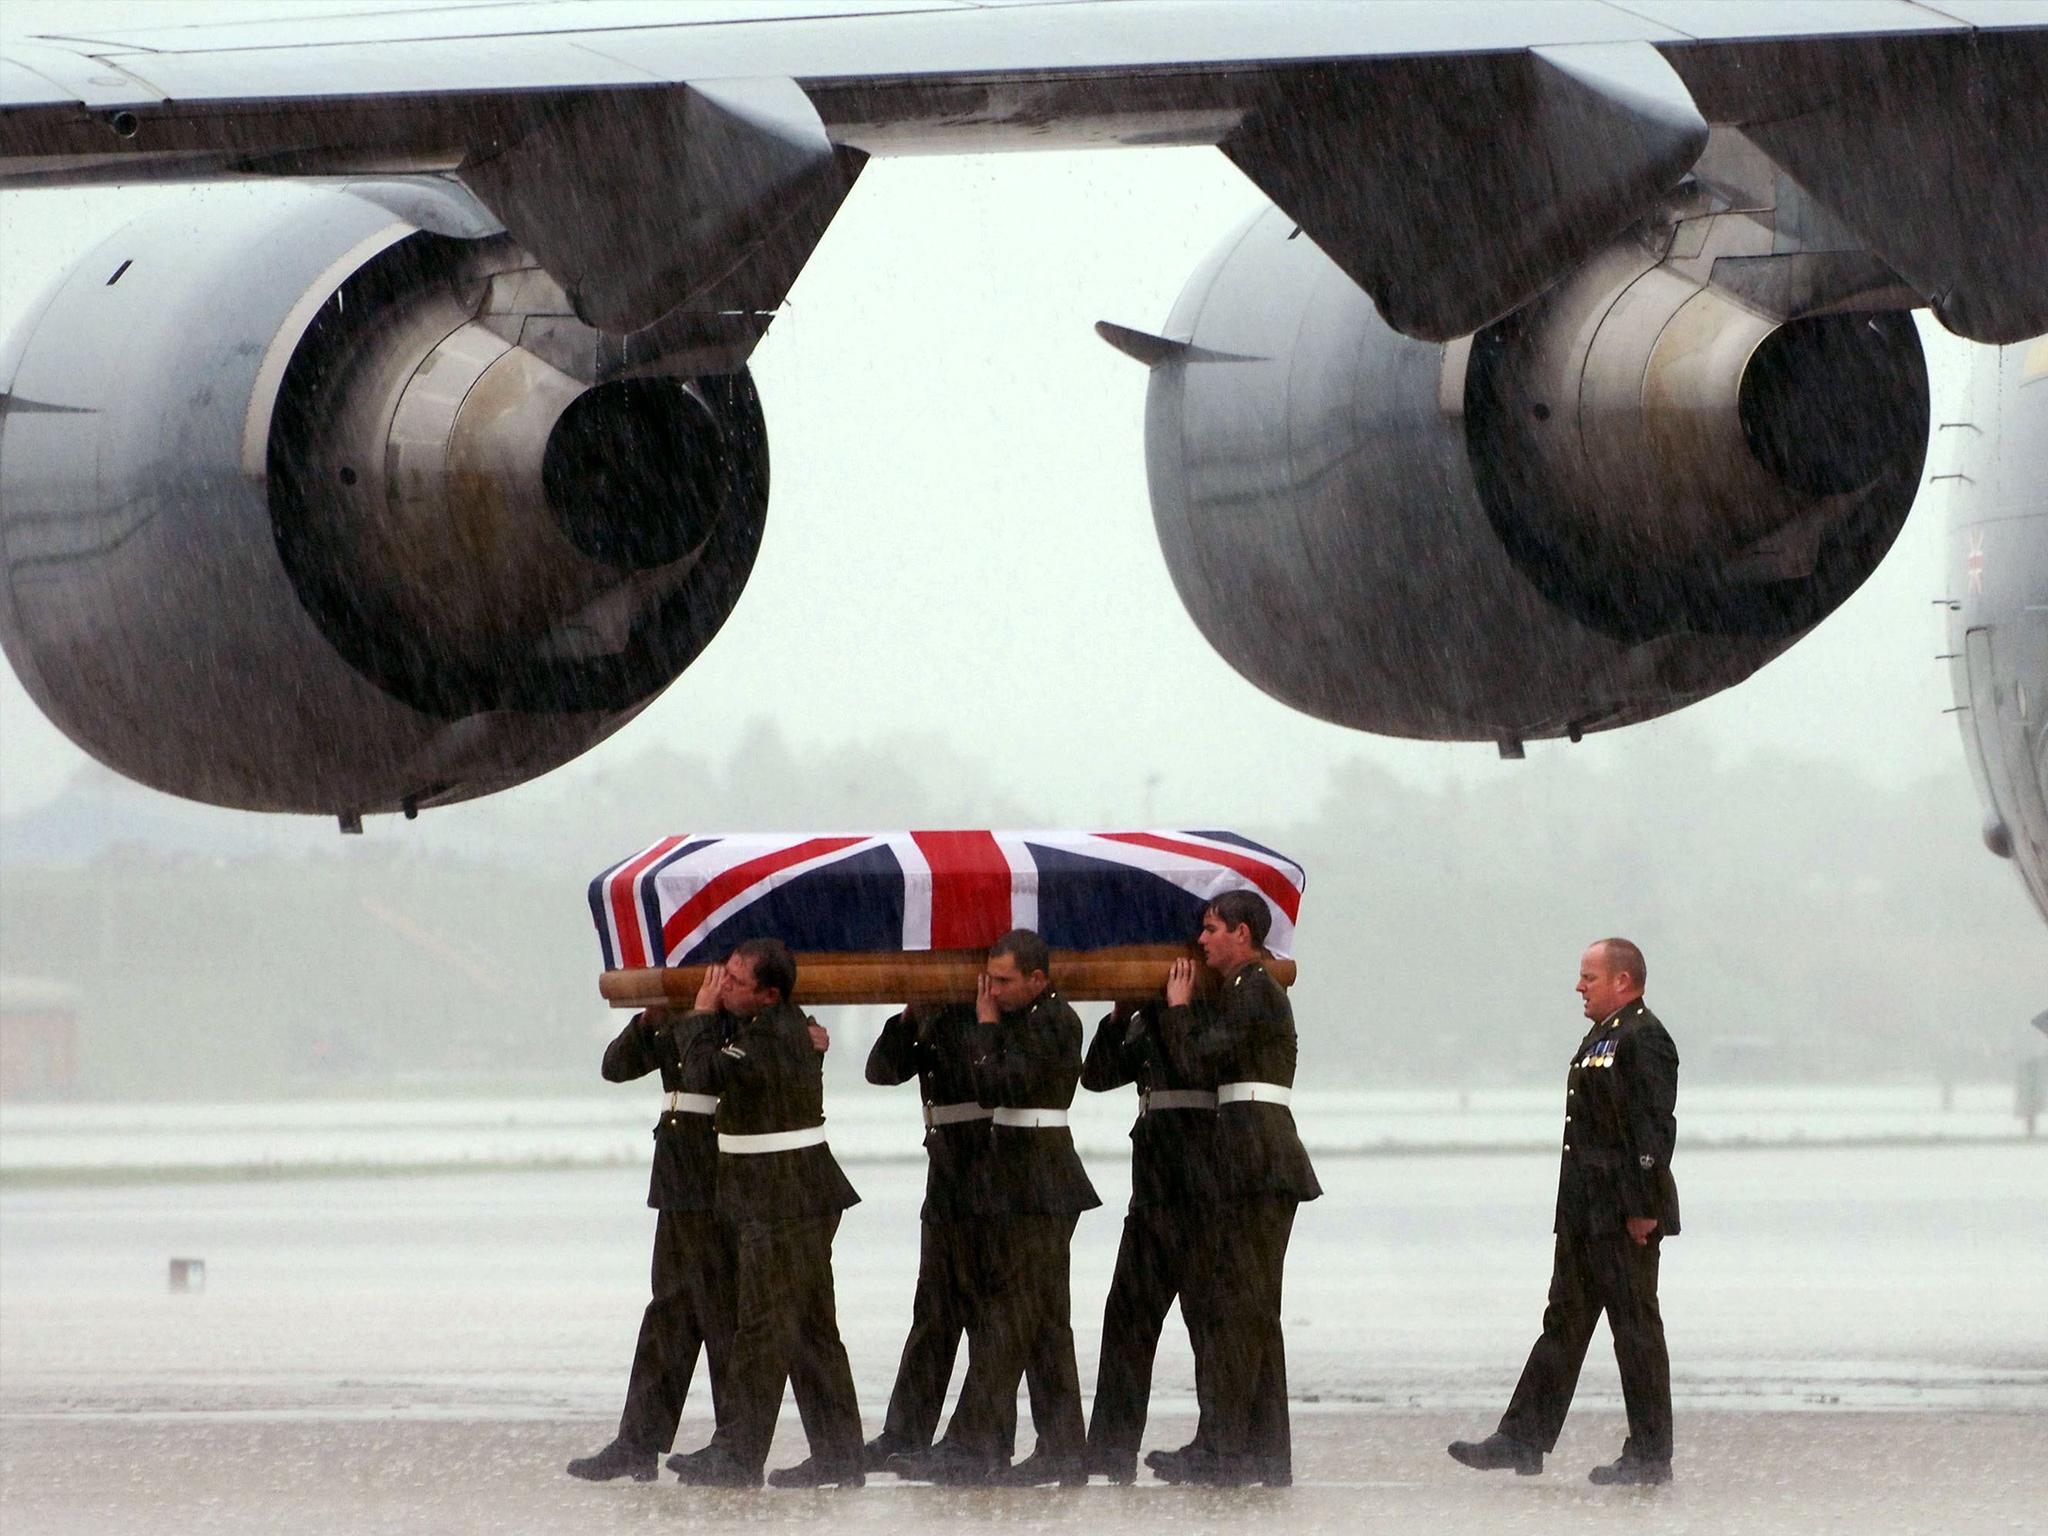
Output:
[665,939,866,1489]
[1079,994,1218,1484]
[861,1001,1016,1469]
[894,930,1101,1486]
[564,1006,735,1483]
[1152,890,1320,1487]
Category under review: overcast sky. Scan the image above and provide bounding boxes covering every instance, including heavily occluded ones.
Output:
[0,0,1987,838]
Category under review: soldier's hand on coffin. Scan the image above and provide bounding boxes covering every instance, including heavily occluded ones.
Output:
[693,963,725,1013]
[1165,958,1197,1007]
[1626,1217,1658,1246]
[808,1018,830,1054]
[975,972,1001,1025]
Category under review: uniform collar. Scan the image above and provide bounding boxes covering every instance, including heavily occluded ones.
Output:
[1595,997,1647,1030]
[1001,988,1060,1022]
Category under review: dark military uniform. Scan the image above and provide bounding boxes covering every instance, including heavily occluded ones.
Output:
[678,1000,864,1475]
[865,1004,1015,1456]
[1081,1001,1219,1469]
[1162,961,1320,1473]
[1499,998,1679,1463]
[599,1009,736,1455]
[940,989,1102,1465]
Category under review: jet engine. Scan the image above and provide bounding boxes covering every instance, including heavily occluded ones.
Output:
[0,181,767,819]
[1141,203,1931,750]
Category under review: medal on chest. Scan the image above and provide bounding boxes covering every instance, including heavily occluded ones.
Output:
[1575,1035,1619,1070]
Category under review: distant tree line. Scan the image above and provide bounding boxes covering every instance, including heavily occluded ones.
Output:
[1,718,2039,1099]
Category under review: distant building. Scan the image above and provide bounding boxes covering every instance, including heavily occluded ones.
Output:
[0,976,81,1099]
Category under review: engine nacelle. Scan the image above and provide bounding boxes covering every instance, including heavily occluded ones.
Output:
[0,182,766,817]
[1145,206,1930,747]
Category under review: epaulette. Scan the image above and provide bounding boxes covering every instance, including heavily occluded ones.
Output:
[1234,962,1280,996]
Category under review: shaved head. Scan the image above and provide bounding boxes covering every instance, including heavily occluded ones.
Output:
[1578,938,1646,1022]
[1595,937,1647,990]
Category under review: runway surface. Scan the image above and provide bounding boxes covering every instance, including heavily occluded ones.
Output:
[4,1140,2043,1532]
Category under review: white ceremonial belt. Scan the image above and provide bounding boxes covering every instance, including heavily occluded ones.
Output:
[1142,1089,1218,1113]
[924,1100,994,1129]
[1217,1081,1292,1107]
[718,1126,827,1154]
[665,1092,718,1116]
[992,1107,1069,1129]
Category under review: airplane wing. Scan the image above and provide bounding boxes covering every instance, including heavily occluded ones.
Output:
[3,0,2044,342]
[3,1,2043,827]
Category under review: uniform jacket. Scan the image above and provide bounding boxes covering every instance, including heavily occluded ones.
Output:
[679,999,859,1224]
[1554,998,1681,1238]
[602,1009,717,1212]
[1082,1003,1219,1211]
[866,1002,997,1221]
[970,989,1102,1218]
[1161,961,1322,1203]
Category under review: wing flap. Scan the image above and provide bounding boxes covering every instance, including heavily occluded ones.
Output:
[1222,41,1707,341]
[460,76,862,335]
[1675,28,2048,344]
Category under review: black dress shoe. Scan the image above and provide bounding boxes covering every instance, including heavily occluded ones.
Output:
[995,1451,1086,1487]
[1588,1455,1672,1486]
[1447,1432,1543,1476]
[565,1438,658,1482]
[666,1445,763,1488]
[1143,1442,1200,1474]
[1192,1453,1265,1488]
[886,1441,1004,1486]
[863,1434,918,1472]
[1087,1450,1138,1485]
[1147,1446,1220,1485]
[767,1456,865,1489]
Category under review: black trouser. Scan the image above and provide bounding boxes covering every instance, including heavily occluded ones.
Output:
[1191,1197,1295,1465]
[943,1213,1085,1461]
[617,1208,737,1452]
[1086,1203,1207,1461]
[880,1215,1016,1454]
[708,1211,863,1472]
[1499,1231,1672,1461]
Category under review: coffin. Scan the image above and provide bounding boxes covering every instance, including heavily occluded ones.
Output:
[589,830,1304,1006]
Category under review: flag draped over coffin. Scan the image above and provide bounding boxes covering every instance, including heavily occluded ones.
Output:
[589,830,1305,970]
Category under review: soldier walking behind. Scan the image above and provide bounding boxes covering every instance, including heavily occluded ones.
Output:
[892,929,1101,1486]
[1079,996,1218,1484]
[1153,890,1320,1487]
[665,938,866,1489]
[1448,936,1680,1486]
[565,1005,736,1482]
[861,1001,1017,1470]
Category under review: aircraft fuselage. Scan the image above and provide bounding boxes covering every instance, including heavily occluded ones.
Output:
[1947,338,2048,925]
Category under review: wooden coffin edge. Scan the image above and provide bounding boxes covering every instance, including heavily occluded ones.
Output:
[599,944,1297,1007]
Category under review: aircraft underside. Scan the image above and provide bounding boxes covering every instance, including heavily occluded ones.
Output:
[0,1,2040,920]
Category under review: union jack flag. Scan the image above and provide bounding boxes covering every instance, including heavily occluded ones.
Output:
[589,830,1305,970]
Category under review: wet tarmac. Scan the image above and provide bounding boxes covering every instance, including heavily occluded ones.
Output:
[4,1141,2043,1532]
[5,1408,2045,1536]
